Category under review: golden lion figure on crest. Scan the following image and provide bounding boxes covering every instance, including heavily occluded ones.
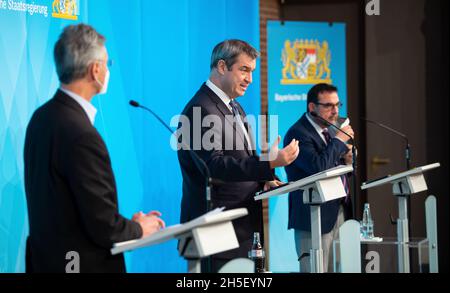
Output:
[282,40,299,80]
[315,40,331,80]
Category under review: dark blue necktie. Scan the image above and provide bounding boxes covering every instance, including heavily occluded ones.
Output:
[229,100,240,117]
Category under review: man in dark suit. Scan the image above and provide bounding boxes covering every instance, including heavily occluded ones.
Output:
[177,39,300,272]
[284,83,354,272]
[24,24,165,273]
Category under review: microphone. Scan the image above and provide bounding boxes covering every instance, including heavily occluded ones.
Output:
[129,100,220,211]
[130,99,219,273]
[310,111,358,220]
[129,100,139,107]
[310,111,354,145]
[360,120,413,269]
[361,117,407,139]
[361,117,411,170]
[129,100,175,137]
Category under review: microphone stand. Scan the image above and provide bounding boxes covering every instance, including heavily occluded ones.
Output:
[361,117,413,272]
[129,100,218,272]
[311,112,358,220]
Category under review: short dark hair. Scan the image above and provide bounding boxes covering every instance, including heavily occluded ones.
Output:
[210,39,260,70]
[307,83,338,110]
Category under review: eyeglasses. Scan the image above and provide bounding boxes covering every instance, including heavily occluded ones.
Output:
[315,102,343,110]
[95,59,113,68]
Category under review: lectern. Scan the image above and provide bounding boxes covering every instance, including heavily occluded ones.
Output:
[111,208,248,273]
[255,165,353,273]
[361,163,440,273]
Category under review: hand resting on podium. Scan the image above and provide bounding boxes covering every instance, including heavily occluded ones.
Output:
[132,210,166,238]
[260,180,290,195]
[263,179,287,191]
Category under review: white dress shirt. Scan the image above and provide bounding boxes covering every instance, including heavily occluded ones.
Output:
[205,80,253,149]
[60,87,97,125]
[306,112,328,145]
[206,79,233,112]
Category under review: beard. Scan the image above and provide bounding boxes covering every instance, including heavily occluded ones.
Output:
[327,114,338,125]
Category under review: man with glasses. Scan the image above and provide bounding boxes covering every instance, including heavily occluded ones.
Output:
[24,24,165,273]
[284,83,354,273]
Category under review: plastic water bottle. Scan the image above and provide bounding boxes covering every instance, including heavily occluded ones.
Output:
[362,203,374,239]
[249,232,265,273]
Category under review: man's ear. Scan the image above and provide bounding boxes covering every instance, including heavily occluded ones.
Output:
[88,61,100,81]
[308,102,316,113]
[216,60,227,75]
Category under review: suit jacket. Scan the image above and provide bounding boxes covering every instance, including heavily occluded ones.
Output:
[24,90,142,273]
[284,113,350,233]
[178,83,274,260]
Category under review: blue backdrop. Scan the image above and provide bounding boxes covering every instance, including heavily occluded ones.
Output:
[267,21,347,272]
[0,0,260,273]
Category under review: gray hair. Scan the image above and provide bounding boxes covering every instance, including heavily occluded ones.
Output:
[210,39,260,70]
[54,24,106,84]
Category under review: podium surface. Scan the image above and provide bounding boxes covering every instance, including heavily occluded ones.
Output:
[255,165,353,201]
[361,163,440,193]
[111,208,247,255]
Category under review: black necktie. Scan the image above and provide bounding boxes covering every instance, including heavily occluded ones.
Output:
[322,129,332,144]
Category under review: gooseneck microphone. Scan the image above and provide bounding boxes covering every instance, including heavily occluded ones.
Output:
[130,100,220,273]
[360,118,414,273]
[129,100,174,136]
[361,117,411,170]
[310,112,354,144]
[361,116,413,258]
[310,111,358,219]
[129,100,219,213]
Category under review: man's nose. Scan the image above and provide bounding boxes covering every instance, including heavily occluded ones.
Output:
[246,72,252,84]
[331,106,338,115]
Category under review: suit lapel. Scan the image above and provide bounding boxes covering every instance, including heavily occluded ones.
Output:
[201,85,253,156]
[301,114,340,167]
[301,114,327,149]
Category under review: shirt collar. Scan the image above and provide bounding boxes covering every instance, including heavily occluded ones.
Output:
[306,112,327,144]
[59,87,97,125]
[206,79,232,112]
